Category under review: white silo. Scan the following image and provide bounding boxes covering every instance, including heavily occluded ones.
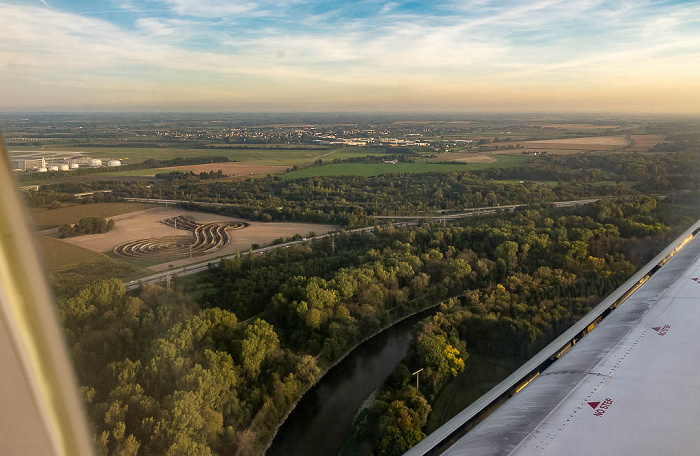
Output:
[89,159,103,167]
[70,163,80,169]
[59,164,70,171]
[107,160,122,167]
[48,165,59,172]
[38,167,48,173]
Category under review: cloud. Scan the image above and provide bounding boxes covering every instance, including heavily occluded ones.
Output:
[1,0,699,111]
[157,0,305,18]
[161,0,257,17]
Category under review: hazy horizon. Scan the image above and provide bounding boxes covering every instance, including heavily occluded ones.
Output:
[2,0,700,113]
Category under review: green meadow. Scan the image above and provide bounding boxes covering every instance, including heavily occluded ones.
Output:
[282,155,528,179]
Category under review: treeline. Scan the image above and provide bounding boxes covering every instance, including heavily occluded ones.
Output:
[154,170,227,181]
[60,280,321,455]
[476,140,700,192]
[27,172,630,227]
[59,217,115,237]
[59,197,696,455]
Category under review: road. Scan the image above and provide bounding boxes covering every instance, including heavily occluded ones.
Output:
[373,199,600,220]
[121,197,602,291]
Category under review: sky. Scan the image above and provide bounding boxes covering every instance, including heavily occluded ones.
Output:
[1,0,700,112]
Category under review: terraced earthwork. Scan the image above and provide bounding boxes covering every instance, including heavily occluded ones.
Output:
[114,215,247,260]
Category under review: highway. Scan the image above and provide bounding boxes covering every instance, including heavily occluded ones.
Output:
[121,197,603,291]
[373,199,600,220]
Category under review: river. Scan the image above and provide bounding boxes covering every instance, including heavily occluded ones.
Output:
[267,307,437,456]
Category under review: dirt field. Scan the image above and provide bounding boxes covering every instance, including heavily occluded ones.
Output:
[522,136,628,148]
[157,163,290,177]
[435,153,497,163]
[541,124,619,130]
[56,206,338,271]
[626,135,667,152]
[31,202,154,230]
[489,135,628,153]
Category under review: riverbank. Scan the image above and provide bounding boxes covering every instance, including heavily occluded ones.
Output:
[338,350,526,455]
[264,300,443,455]
[425,352,526,433]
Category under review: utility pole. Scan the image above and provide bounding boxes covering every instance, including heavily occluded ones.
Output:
[412,368,424,392]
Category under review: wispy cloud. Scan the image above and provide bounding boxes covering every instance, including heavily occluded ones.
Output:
[1,0,699,111]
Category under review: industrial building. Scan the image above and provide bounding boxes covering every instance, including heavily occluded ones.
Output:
[9,152,121,172]
[10,156,45,172]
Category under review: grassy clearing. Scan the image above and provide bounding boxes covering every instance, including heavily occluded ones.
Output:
[425,352,526,433]
[49,259,149,298]
[40,236,106,271]
[184,287,220,301]
[31,202,154,230]
[428,154,527,168]
[39,236,149,297]
[282,155,528,179]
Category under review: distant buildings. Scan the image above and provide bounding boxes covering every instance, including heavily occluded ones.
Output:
[10,152,121,172]
[10,156,45,172]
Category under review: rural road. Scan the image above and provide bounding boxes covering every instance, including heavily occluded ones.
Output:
[120,197,603,291]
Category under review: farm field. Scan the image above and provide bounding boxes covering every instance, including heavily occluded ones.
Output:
[481,134,665,155]
[283,155,528,179]
[540,123,619,130]
[435,125,621,142]
[490,135,628,151]
[58,206,338,271]
[31,202,154,230]
[626,134,668,152]
[9,145,385,166]
[432,153,497,163]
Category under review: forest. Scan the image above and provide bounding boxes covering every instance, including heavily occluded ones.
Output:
[58,193,698,455]
[41,138,700,455]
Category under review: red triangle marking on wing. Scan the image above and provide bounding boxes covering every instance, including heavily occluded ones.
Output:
[587,401,600,409]
[692,278,699,281]
[651,327,661,332]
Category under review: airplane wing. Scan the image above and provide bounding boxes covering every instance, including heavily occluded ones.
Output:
[407,220,700,455]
